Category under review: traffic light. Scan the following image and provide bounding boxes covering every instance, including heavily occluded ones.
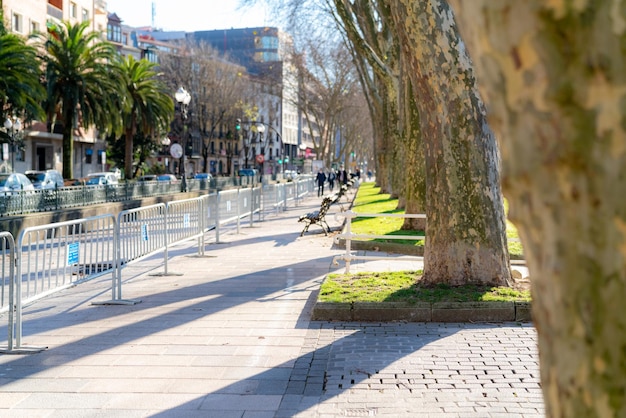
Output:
[235,119,241,130]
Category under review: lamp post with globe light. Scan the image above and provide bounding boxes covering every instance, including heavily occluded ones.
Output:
[174,87,191,192]
[3,116,22,172]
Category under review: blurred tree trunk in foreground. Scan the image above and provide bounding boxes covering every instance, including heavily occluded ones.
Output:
[449,1,626,415]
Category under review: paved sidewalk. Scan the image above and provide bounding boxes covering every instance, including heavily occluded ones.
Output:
[0,194,544,417]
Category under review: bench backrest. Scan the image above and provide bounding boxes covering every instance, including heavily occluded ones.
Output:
[319,197,334,215]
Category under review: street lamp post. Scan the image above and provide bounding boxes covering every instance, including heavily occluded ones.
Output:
[162,137,171,173]
[4,116,21,172]
[256,124,265,178]
[175,87,191,192]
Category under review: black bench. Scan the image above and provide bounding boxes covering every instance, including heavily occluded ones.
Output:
[298,195,334,236]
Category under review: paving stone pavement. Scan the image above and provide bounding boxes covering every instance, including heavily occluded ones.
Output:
[0,193,544,417]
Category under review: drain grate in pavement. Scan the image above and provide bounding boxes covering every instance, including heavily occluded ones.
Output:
[343,408,377,416]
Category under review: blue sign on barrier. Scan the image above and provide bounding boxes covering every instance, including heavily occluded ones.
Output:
[141,224,149,241]
[184,213,190,228]
[67,242,80,265]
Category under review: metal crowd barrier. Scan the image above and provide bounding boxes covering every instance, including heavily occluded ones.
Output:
[0,232,15,314]
[0,231,16,352]
[0,179,316,353]
[0,215,117,353]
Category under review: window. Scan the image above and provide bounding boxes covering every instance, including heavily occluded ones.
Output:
[82,8,89,22]
[12,13,22,33]
[70,2,77,18]
[144,50,158,63]
[31,21,40,34]
[107,23,121,43]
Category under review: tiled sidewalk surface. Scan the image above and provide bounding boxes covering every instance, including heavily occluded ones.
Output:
[0,194,544,417]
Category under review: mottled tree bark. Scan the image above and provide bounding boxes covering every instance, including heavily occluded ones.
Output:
[334,0,426,213]
[449,1,626,415]
[399,64,426,230]
[386,0,511,286]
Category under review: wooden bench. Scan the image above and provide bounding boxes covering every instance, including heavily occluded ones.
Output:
[298,179,356,236]
[298,195,334,236]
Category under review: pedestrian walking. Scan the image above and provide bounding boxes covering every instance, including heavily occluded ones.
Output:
[316,169,327,197]
[328,170,336,191]
[338,168,348,185]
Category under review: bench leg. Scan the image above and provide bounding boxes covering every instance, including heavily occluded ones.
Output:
[300,223,310,237]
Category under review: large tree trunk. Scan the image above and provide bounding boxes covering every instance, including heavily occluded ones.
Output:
[334,0,426,213]
[449,1,626,415]
[399,65,426,230]
[386,0,511,286]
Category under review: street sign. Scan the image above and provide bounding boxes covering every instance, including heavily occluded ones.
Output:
[170,143,183,159]
[67,242,80,265]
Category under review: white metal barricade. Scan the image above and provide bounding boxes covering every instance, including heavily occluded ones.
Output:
[0,231,17,352]
[238,187,254,228]
[261,183,280,216]
[115,203,169,291]
[6,215,117,353]
[0,231,15,314]
[285,182,296,208]
[18,215,117,303]
[166,197,204,255]
[333,211,426,273]
[0,183,320,353]
[202,193,218,233]
[118,203,167,267]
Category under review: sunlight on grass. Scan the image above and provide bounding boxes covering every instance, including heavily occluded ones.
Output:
[350,182,523,257]
[319,271,531,304]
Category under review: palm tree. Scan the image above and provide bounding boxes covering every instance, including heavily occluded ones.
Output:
[39,21,122,179]
[116,56,174,179]
[0,26,45,124]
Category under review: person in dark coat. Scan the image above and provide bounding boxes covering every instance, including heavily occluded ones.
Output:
[316,169,327,197]
[328,170,336,191]
[338,168,348,185]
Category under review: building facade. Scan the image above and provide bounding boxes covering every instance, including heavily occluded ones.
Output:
[191,27,307,174]
[1,0,109,177]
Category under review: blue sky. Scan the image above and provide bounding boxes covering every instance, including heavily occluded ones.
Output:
[105,0,278,32]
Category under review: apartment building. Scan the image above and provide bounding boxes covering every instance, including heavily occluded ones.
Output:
[191,27,304,174]
[1,0,109,177]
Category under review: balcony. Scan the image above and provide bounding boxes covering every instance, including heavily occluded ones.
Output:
[95,0,107,13]
[47,4,63,21]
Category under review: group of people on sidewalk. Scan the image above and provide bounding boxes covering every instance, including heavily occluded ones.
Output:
[317,167,359,196]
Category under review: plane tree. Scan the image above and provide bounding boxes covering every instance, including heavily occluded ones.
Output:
[449,0,626,414]
[39,21,121,179]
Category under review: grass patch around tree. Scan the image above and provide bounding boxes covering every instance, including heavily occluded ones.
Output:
[319,271,531,304]
[350,182,524,258]
[327,182,531,306]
